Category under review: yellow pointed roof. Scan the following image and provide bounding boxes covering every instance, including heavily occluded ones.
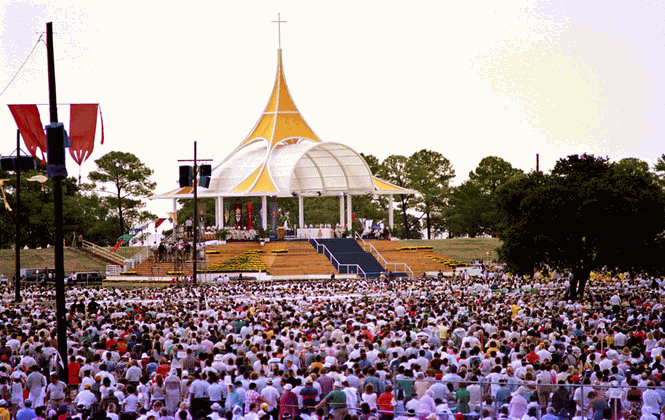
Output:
[239,49,321,150]
[151,48,415,201]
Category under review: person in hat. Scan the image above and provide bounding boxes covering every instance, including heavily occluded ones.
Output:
[300,376,319,414]
[316,380,348,420]
[74,382,97,410]
[278,383,298,420]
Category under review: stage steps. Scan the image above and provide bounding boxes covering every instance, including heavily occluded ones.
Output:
[310,238,387,278]
[362,240,455,276]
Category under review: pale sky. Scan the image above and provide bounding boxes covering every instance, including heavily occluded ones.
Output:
[1,0,663,220]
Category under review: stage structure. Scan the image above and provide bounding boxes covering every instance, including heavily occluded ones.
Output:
[153,47,414,232]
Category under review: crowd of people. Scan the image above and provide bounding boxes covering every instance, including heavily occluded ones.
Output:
[0,271,662,420]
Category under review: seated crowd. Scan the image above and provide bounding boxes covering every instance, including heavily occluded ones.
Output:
[0,271,662,420]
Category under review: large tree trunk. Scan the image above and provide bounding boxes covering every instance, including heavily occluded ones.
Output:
[400,194,410,239]
[426,209,431,239]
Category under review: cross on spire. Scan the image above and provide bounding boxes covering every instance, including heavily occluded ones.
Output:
[271,13,287,49]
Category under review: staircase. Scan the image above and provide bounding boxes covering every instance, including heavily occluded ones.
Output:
[363,240,456,275]
[309,238,385,278]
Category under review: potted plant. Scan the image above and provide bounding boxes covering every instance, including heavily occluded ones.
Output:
[215,228,229,244]
[257,226,267,245]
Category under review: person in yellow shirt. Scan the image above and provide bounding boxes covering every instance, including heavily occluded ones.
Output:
[0,399,10,420]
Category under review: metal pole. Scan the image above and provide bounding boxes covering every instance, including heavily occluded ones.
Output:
[46,21,68,381]
[192,141,198,285]
[14,130,21,302]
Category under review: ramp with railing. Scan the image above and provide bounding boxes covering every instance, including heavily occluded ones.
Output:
[309,237,388,278]
[355,233,412,278]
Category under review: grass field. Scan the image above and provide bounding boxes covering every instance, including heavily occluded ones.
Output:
[0,246,145,277]
[398,238,501,264]
[0,239,500,277]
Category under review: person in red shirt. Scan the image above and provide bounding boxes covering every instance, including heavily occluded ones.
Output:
[106,332,118,349]
[377,384,394,420]
[155,357,171,377]
[67,355,81,392]
[525,345,540,364]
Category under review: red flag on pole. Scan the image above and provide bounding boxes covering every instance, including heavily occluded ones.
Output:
[8,104,47,161]
[69,104,99,165]
[112,239,126,252]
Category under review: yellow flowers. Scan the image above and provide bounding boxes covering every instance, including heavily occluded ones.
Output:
[397,246,434,251]
[206,251,269,273]
[120,271,137,276]
[205,250,220,254]
[271,249,288,254]
[428,255,465,268]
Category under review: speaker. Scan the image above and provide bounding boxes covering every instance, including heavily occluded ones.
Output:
[179,165,192,187]
[0,157,14,172]
[46,124,65,165]
[199,176,210,188]
[200,164,212,177]
[1,156,37,172]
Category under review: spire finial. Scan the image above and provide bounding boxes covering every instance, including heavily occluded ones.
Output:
[271,13,287,49]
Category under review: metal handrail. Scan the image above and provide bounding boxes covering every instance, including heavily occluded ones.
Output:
[355,232,413,278]
[81,240,125,265]
[308,233,366,279]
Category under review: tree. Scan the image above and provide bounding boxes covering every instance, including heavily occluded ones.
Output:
[381,155,417,238]
[446,156,524,237]
[653,153,665,187]
[88,151,157,237]
[406,150,455,239]
[496,154,665,301]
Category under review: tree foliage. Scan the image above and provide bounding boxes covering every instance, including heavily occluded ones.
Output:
[496,154,665,301]
[88,151,157,237]
[446,156,523,237]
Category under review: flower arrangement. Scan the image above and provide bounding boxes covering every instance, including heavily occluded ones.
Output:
[120,271,137,276]
[428,255,465,268]
[397,246,434,251]
[271,249,288,254]
[206,250,269,273]
[166,270,185,276]
[205,249,220,254]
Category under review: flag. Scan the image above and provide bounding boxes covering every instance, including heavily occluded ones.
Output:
[69,104,101,165]
[112,239,126,252]
[8,105,47,161]
[155,218,167,231]
[0,179,11,211]
[26,174,48,191]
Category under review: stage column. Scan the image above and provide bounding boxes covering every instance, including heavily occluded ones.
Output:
[388,194,394,230]
[217,196,224,229]
[298,195,304,230]
[339,194,345,228]
[346,194,352,232]
[262,196,268,230]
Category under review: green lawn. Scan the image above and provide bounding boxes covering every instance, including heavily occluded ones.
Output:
[398,238,501,264]
[0,246,146,277]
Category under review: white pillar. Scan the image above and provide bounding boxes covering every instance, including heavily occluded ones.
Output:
[388,194,394,230]
[217,196,224,229]
[172,198,177,218]
[262,196,268,230]
[339,195,345,227]
[298,195,304,230]
[346,194,352,231]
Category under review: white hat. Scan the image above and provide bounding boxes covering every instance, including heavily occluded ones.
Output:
[141,353,149,358]
[211,403,222,411]
[214,354,223,361]
[333,380,342,387]
[284,384,293,390]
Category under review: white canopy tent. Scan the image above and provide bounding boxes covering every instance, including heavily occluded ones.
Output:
[152,48,414,231]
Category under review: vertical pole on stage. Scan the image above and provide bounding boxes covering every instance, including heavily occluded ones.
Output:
[46,21,68,381]
[262,196,268,230]
[219,196,224,229]
[339,194,345,228]
[15,130,21,303]
[298,195,304,231]
[346,194,353,233]
[388,194,394,230]
[192,141,198,284]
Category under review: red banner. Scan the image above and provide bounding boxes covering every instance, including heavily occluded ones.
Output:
[8,105,47,161]
[112,239,125,252]
[155,218,168,231]
[69,104,99,165]
[246,202,253,230]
